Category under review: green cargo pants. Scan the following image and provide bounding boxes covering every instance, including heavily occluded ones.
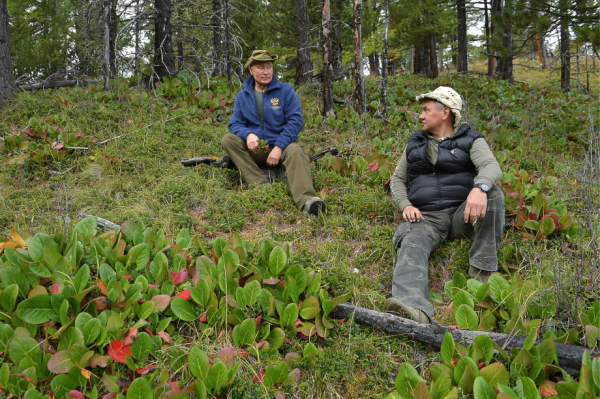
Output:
[391,186,505,318]
[221,133,318,209]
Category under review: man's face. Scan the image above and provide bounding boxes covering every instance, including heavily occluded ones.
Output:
[418,100,448,133]
[249,61,273,86]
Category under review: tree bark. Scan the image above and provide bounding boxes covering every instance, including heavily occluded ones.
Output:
[322,0,335,118]
[352,0,365,114]
[428,29,439,79]
[559,0,571,92]
[0,0,15,102]
[456,0,468,72]
[296,0,313,85]
[380,0,389,120]
[488,0,501,77]
[103,0,111,90]
[154,0,176,81]
[497,0,513,81]
[331,302,597,377]
[109,0,118,76]
[211,0,223,77]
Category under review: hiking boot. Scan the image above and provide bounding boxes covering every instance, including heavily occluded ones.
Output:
[302,197,326,216]
[468,265,492,283]
[384,297,430,324]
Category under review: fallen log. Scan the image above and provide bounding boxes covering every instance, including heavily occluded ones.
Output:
[331,302,597,376]
[80,213,119,231]
[19,79,102,91]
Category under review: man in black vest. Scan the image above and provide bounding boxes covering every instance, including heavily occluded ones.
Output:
[386,86,504,323]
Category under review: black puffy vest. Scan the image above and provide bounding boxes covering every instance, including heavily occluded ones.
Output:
[406,124,484,212]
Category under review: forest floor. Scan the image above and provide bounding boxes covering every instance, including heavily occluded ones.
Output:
[0,64,599,398]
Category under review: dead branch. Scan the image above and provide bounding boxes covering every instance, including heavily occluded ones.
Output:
[79,213,119,231]
[331,302,597,377]
[18,80,102,91]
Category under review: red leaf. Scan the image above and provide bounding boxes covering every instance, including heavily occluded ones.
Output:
[176,290,191,300]
[169,382,181,391]
[219,100,227,107]
[52,142,65,150]
[51,283,62,294]
[170,269,188,284]
[144,328,155,337]
[367,161,379,171]
[123,274,132,280]
[199,312,207,323]
[108,341,131,363]
[136,365,156,375]
[158,331,172,344]
[68,390,85,399]
[253,371,265,383]
[209,248,218,262]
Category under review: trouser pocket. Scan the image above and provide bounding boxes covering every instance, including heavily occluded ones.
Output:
[392,222,411,248]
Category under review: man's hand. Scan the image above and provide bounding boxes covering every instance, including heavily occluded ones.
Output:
[267,146,282,166]
[403,205,424,223]
[246,133,259,153]
[464,188,488,224]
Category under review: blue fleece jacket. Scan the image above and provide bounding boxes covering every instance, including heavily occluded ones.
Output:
[228,75,304,150]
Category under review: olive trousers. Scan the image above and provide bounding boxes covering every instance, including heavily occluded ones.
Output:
[221,133,318,209]
[391,186,505,318]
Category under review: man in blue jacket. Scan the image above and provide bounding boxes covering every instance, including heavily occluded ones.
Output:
[222,50,325,216]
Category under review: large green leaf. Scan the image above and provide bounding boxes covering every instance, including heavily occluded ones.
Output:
[50,374,77,399]
[74,216,98,237]
[473,376,497,399]
[47,350,75,374]
[479,362,510,387]
[516,377,541,399]
[394,363,425,398]
[268,246,287,278]
[440,332,455,365]
[189,346,210,379]
[452,290,474,316]
[8,335,42,366]
[127,243,151,271]
[0,266,30,299]
[16,295,54,324]
[126,377,153,399]
[170,297,198,321]
[206,361,228,392]
[284,265,307,303]
[299,296,321,320]
[28,233,60,262]
[0,284,18,312]
[130,332,152,362]
[232,318,256,347]
[455,304,479,330]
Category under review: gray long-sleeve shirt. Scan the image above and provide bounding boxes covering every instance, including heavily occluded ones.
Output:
[390,122,502,211]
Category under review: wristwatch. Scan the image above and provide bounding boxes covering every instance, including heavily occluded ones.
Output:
[474,183,490,193]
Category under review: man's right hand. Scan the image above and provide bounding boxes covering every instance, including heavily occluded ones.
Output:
[247,133,259,153]
[402,205,425,223]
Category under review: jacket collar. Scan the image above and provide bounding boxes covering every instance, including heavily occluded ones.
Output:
[243,75,281,93]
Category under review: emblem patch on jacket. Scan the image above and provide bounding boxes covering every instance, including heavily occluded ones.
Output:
[270,98,281,110]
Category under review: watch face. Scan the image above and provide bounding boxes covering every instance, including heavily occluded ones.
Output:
[480,184,489,192]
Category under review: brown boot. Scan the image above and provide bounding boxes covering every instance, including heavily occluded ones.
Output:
[384,298,430,324]
[468,265,492,283]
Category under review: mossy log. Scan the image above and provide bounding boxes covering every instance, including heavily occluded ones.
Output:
[19,79,102,91]
[331,302,597,377]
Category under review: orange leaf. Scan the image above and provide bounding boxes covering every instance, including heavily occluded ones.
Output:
[81,369,92,379]
[98,279,108,296]
[136,365,156,375]
[10,230,27,247]
[121,328,138,346]
[176,290,191,300]
[158,331,172,344]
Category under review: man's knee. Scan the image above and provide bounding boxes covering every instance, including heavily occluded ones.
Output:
[487,186,505,211]
[221,133,241,151]
[282,142,308,161]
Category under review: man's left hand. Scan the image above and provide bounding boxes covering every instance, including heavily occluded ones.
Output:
[464,188,488,224]
[267,146,282,166]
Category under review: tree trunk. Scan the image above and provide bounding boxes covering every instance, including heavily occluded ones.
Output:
[559,0,571,92]
[331,0,344,77]
[352,0,365,114]
[368,54,379,77]
[457,0,468,72]
[134,0,141,72]
[496,0,513,81]
[103,0,110,90]
[0,0,15,102]
[380,0,389,120]
[488,0,502,77]
[223,0,232,84]
[331,302,597,377]
[322,0,335,118]
[535,35,549,69]
[154,0,176,81]
[428,29,439,79]
[211,0,223,77]
[109,0,118,76]
[414,42,429,76]
[296,0,313,85]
